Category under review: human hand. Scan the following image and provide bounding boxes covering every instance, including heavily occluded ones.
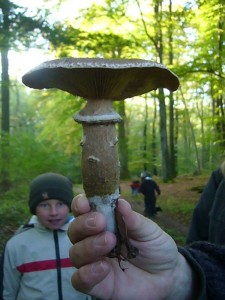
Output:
[68,195,194,300]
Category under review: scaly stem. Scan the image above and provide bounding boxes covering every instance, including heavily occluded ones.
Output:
[74,99,121,234]
[74,99,139,263]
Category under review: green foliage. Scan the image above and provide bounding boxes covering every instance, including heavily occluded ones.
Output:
[0,183,30,225]
[0,0,53,50]
[0,181,30,250]
[0,130,81,189]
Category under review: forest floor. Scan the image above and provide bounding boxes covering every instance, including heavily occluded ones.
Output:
[119,175,207,245]
[0,175,207,252]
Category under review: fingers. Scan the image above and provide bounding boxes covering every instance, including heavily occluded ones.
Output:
[68,210,107,244]
[69,194,162,245]
[71,194,90,217]
[68,194,117,267]
[71,260,111,296]
[68,194,106,244]
[117,198,162,242]
[69,231,116,268]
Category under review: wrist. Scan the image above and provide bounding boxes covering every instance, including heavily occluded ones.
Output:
[167,253,197,300]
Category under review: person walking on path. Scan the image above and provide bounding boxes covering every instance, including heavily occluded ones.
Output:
[139,171,161,217]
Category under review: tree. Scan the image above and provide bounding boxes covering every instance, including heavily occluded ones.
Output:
[142,95,148,172]
[0,0,58,190]
[178,0,225,158]
[1,0,12,190]
[167,0,176,178]
[1,0,10,136]
[134,0,171,181]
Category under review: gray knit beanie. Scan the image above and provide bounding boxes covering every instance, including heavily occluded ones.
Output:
[29,173,73,214]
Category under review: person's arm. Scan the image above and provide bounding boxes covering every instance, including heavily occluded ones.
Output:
[154,182,161,195]
[187,242,225,298]
[0,252,4,298]
[138,182,144,194]
[186,169,223,244]
[1,243,21,299]
[68,195,203,300]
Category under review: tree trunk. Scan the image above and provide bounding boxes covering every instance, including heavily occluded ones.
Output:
[1,49,10,135]
[180,89,201,174]
[196,96,206,169]
[151,97,158,175]
[158,88,170,181]
[118,101,129,179]
[143,95,148,171]
[136,0,171,181]
[1,0,11,191]
[168,0,176,178]
[169,92,176,178]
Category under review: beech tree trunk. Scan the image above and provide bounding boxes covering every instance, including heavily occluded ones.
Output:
[1,1,11,191]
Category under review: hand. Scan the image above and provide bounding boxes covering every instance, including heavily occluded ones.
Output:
[68,195,194,300]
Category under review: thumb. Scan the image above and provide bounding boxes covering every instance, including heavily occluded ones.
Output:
[117,199,162,243]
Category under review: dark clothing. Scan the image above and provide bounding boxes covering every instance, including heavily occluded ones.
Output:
[139,177,160,217]
[181,242,225,299]
[186,168,225,245]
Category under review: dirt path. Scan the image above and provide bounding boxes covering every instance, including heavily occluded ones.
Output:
[120,177,205,244]
[127,194,188,236]
[154,212,188,236]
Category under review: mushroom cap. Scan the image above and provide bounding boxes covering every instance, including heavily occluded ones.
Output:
[22,58,179,100]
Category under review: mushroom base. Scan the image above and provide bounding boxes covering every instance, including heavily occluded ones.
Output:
[88,189,119,233]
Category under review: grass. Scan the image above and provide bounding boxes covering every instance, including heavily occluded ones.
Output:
[161,226,187,245]
[160,196,196,225]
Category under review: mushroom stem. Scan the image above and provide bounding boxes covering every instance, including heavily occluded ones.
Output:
[74,99,121,233]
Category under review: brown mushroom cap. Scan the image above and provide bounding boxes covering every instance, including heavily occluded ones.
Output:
[22,58,179,100]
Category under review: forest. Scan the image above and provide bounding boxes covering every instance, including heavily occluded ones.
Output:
[0,0,224,210]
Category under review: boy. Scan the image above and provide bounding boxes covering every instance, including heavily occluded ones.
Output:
[0,172,89,300]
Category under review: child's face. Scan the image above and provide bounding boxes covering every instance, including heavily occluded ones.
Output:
[36,199,70,230]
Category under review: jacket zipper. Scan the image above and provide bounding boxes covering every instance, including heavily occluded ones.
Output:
[53,230,63,300]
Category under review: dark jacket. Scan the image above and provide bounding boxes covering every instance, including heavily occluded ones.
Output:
[139,177,161,201]
[181,242,225,299]
[186,168,225,245]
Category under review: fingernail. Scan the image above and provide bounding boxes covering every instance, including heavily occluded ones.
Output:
[95,233,107,246]
[86,215,96,228]
[74,194,84,212]
[91,261,107,275]
[74,203,78,213]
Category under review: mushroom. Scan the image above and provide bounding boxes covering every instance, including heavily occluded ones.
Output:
[22,58,179,263]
